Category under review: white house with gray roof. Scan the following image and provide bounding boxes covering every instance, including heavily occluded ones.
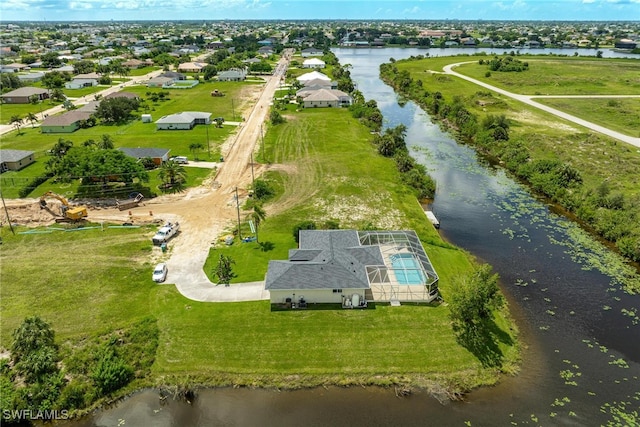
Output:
[156,111,211,130]
[265,230,439,307]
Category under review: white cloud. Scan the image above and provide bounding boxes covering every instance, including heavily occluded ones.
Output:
[402,6,421,14]
[582,0,596,3]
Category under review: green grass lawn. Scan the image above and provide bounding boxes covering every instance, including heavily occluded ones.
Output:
[455,58,640,95]
[0,100,62,125]
[536,97,640,137]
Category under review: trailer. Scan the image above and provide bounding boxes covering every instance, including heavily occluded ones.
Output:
[116,193,144,211]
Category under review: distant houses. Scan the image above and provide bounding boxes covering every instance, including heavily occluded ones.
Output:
[302,58,326,69]
[65,73,101,89]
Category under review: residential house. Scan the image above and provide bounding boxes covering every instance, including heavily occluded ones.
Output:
[296,71,331,83]
[40,111,93,133]
[0,63,30,73]
[122,59,144,69]
[65,72,101,89]
[303,78,337,89]
[177,62,206,73]
[0,87,49,104]
[302,58,326,69]
[302,89,352,108]
[156,111,211,130]
[160,71,186,80]
[147,76,175,88]
[264,230,439,306]
[217,68,247,82]
[257,46,274,56]
[17,72,45,83]
[118,147,170,166]
[0,150,35,173]
[301,47,323,57]
[104,91,140,101]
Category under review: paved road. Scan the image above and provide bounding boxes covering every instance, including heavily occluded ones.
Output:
[443,62,640,149]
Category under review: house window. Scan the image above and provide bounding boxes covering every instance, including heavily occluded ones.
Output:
[332,289,342,293]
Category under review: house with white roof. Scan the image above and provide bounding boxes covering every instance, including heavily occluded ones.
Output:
[302,58,326,69]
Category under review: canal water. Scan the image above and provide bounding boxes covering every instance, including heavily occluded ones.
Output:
[63,48,639,426]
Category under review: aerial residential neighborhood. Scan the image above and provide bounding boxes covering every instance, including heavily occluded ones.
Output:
[1,16,639,426]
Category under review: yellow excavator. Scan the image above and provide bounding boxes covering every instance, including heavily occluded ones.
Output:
[39,191,88,221]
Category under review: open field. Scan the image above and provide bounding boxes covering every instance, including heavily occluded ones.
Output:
[0,100,63,125]
[454,58,640,95]
[535,97,640,137]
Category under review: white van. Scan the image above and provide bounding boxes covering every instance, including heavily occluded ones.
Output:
[170,156,188,164]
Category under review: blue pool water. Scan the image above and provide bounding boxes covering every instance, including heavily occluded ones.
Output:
[391,254,425,285]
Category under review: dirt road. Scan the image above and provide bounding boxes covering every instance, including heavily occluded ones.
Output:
[443,62,640,149]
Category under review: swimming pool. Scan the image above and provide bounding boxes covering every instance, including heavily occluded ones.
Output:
[391,253,426,285]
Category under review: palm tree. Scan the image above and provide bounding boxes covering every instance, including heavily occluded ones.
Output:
[10,115,23,133]
[189,142,204,160]
[250,203,267,243]
[158,161,187,192]
[26,112,38,128]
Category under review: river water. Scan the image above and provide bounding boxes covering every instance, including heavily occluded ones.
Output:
[63,48,639,426]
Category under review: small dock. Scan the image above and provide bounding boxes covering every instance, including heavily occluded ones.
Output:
[424,210,440,229]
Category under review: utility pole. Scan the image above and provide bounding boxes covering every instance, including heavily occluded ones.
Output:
[1,191,15,235]
[231,98,236,121]
[260,124,265,163]
[206,123,211,159]
[234,187,242,239]
[250,152,255,186]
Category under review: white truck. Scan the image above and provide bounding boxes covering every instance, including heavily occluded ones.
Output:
[152,222,180,245]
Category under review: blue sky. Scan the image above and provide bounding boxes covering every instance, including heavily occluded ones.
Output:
[2,0,639,22]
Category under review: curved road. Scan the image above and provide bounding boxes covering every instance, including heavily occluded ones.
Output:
[443,62,640,149]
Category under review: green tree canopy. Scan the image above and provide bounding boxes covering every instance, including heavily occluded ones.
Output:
[95,97,140,124]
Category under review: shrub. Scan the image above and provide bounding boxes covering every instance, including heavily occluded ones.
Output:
[91,347,133,396]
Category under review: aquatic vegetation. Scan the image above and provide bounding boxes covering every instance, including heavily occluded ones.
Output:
[609,358,629,369]
[552,396,571,407]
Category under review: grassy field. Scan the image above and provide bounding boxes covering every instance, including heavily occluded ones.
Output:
[1,104,519,393]
[536,97,640,137]
[0,100,62,125]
